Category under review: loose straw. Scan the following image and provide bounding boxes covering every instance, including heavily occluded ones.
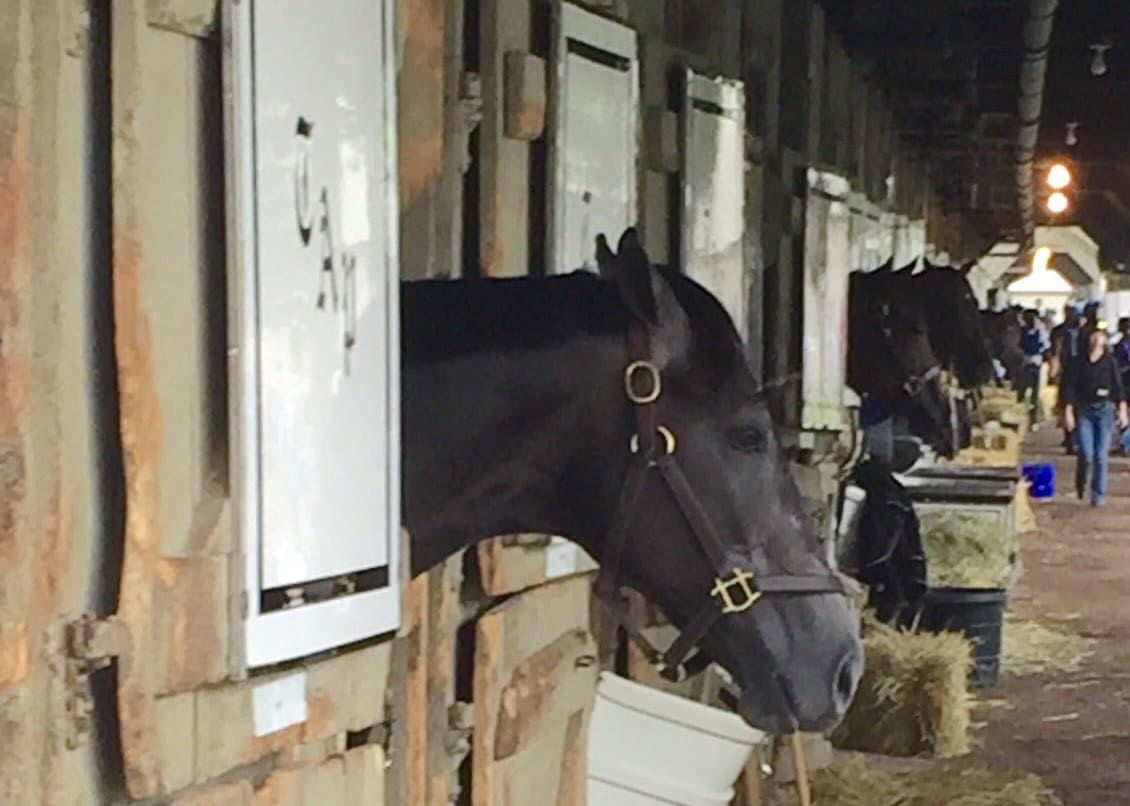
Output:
[789,732,813,806]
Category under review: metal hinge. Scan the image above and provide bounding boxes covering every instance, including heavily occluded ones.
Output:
[64,614,130,749]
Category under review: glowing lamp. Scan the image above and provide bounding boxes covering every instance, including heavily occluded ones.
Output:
[1046,163,1072,189]
[1047,192,1069,214]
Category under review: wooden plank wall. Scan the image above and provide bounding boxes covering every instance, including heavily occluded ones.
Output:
[472,576,598,806]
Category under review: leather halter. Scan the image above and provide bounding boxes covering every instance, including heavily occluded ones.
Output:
[595,322,847,682]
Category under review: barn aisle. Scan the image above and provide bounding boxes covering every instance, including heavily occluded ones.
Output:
[972,426,1130,805]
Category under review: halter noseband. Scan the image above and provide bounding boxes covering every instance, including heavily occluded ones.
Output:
[595,322,847,682]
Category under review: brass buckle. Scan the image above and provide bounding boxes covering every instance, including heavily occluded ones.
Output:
[629,425,677,456]
[711,569,762,614]
[624,361,662,404]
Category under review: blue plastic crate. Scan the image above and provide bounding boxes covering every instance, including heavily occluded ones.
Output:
[1021,462,1055,499]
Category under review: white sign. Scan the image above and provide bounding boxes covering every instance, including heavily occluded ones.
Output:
[252,672,308,737]
[228,0,401,668]
[549,3,639,273]
[545,536,579,579]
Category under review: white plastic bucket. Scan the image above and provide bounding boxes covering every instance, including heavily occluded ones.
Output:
[586,672,765,806]
[837,484,867,544]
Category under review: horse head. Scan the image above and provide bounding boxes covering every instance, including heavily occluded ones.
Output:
[918,258,995,388]
[591,229,862,734]
[401,229,862,734]
[848,268,955,456]
[980,308,1024,382]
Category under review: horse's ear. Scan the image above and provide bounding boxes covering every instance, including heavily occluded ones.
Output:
[616,227,644,258]
[595,228,658,324]
[596,228,689,365]
[592,234,619,278]
[959,260,976,276]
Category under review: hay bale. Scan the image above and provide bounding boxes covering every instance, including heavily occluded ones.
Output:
[831,617,973,758]
[956,428,1021,467]
[771,755,1060,806]
[1002,616,1096,677]
[918,507,1015,589]
[1014,483,1038,535]
[1040,383,1059,421]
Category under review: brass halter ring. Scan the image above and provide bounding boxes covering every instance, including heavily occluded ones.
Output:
[630,425,677,456]
[624,360,662,404]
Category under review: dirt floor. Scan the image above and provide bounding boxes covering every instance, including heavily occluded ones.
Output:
[971,424,1130,805]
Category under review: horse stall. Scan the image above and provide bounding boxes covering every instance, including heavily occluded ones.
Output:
[2,1,1004,804]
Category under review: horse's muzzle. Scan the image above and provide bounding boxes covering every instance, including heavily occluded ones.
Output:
[736,621,864,735]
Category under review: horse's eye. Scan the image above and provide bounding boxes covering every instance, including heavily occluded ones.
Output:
[728,426,767,453]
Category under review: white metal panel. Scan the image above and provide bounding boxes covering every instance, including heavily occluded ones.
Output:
[893,217,926,266]
[847,196,887,272]
[683,70,746,336]
[801,169,850,431]
[549,3,639,273]
[227,0,401,668]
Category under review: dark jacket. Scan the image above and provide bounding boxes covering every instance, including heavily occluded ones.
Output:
[1062,352,1126,408]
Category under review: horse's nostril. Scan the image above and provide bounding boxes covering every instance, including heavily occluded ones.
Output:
[835,654,859,707]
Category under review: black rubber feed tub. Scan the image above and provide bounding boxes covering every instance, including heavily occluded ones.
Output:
[900,587,1007,688]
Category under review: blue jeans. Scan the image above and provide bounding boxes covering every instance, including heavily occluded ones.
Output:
[1076,402,1115,504]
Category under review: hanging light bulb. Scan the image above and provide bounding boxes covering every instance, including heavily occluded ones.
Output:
[1091,43,1111,76]
[1046,163,1072,189]
[1065,122,1079,146]
[1047,192,1069,214]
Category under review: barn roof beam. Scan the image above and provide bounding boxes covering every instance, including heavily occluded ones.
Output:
[1015,0,1059,241]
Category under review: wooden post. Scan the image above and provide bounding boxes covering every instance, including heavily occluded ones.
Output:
[789,733,813,806]
[733,758,763,806]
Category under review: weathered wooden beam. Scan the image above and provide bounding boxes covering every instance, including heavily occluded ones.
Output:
[146,0,217,38]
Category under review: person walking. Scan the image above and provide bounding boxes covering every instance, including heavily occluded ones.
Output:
[1113,316,1130,347]
[1052,305,1086,453]
[1018,309,1049,425]
[1063,328,1129,506]
[1115,318,1130,454]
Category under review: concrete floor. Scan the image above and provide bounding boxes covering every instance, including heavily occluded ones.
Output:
[972,425,1130,805]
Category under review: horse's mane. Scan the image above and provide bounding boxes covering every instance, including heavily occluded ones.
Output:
[401,271,630,363]
[401,269,747,386]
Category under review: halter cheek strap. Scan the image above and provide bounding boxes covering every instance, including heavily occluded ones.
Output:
[596,322,847,682]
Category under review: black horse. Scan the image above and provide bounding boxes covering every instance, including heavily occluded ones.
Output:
[848,265,955,456]
[888,259,995,390]
[981,308,1024,384]
[401,229,862,734]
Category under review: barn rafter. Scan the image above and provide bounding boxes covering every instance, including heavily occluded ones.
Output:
[821,0,1130,268]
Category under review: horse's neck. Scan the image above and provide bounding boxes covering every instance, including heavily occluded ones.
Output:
[401,280,629,575]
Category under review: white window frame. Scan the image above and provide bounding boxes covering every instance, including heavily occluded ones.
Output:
[547,2,640,274]
[801,169,852,432]
[682,68,748,336]
[224,0,402,672]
